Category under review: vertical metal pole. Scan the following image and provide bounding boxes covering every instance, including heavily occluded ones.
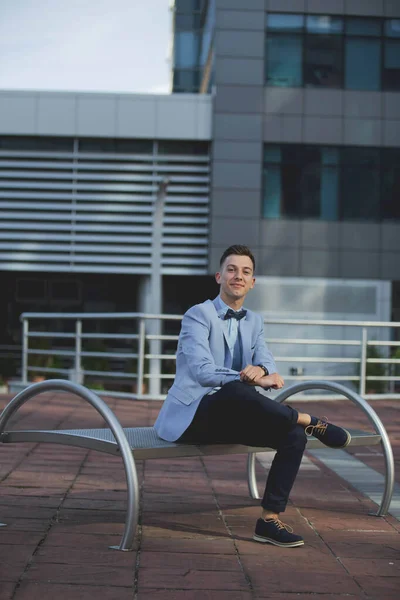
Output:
[137,319,145,398]
[149,177,169,397]
[22,318,29,385]
[75,319,82,385]
[360,327,368,396]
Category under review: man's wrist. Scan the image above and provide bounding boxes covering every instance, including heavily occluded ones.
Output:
[257,364,269,377]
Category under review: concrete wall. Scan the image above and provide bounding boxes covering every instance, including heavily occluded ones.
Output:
[209,0,400,281]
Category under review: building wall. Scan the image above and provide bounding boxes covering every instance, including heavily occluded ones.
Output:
[210,0,400,281]
[0,91,213,275]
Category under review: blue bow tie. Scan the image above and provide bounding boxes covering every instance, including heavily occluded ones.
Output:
[224,308,247,321]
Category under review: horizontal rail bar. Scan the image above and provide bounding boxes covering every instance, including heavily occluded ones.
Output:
[20,313,400,327]
[268,338,362,346]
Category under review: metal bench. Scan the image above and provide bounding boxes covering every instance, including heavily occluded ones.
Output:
[0,379,395,552]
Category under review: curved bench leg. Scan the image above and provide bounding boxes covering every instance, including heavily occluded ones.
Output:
[247,453,260,500]
[0,379,140,551]
[275,380,395,519]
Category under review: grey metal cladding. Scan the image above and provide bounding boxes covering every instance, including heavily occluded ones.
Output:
[215,57,264,86]
[214,114,263,141]
[217,9,265,30]
[212,161,262,190]
[216,30,265,58]
[0,143,211,275]
[211,189,261,218]
[213,141,262,163]
[215,86,264,114]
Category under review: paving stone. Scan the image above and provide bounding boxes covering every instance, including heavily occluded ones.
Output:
[340,557,400,577]
[44,531,123,548]
[138,568,249,591]
[13,582,133,600]
[24,563,134,586]
[355,575,400,598]
[140,536,236,554]
[34,545,136,566]
[0,582,15,600]
[139,551,241,571]
[320,530,400,558]
[137,591,253,600]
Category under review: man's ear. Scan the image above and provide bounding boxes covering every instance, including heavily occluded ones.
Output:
[215,272,221,284]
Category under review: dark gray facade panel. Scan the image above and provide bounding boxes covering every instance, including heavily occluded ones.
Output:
[210,217,261,247]
[212,189,261,218]
[212,161,261,190]
[303,116,343,144]
[381,224,400,252]
[383,120,400,147]
[265,88,304,115]
[214,114,263,141]
[281,115,303,143]
[344,91,383,119]
[213,140,262,163]
[260,220,301,248]
[263,114,283,141]
[307,0,345,13]
[339,251,381,279]
[217,0,265,10]
[385,0,400,16]
[215,57,264,85]
[259,247,301,277]
[384,93,400,120]
[215,85,264,114]
[299,249,340,278]
[300,222,340,249]
[216,30,265,58]
[304,90,343,117]
[345,0,384,16]
[217,9,265,30]
[267,0,306,12]
[340,223,381,251]
[381,253,400,279]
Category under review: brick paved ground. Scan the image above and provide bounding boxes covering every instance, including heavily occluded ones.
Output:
[0,391,399,599]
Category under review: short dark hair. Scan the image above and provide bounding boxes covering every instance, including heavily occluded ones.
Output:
[219,245,256,272]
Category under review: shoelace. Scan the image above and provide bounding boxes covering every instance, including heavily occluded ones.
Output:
[265,518,294,533]
[305,417,329,437]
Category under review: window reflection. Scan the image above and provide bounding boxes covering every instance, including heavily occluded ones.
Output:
[263,145,399,222]
[266,13,400,91]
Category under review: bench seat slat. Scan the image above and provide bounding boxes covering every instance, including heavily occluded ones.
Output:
[0,427,382,460]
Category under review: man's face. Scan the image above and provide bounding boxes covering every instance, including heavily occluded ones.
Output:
[215,254,255,304]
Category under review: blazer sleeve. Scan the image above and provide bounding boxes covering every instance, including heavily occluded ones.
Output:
[252,314,277,375]
[179,306,240,388]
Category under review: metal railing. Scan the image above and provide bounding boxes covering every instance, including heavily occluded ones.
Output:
[19,311,400,400]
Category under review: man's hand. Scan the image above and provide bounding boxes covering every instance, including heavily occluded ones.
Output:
[240,366,284,390]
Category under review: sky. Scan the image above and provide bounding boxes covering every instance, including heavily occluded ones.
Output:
[0,0,172,94]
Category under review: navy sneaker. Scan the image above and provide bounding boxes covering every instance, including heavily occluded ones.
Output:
[306,417,351,449]
[253,518,304,548]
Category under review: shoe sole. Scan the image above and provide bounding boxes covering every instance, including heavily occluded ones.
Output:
[253,534,304,548]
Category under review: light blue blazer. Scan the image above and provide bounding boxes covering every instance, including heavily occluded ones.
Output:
[154,298,276,442]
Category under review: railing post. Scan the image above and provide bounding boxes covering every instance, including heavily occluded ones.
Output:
[137,319,146,398]
[360,327,368,396]
[74,319,82,385]
[21,318,29,385]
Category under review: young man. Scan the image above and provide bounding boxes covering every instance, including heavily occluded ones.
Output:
[154,245,350,548]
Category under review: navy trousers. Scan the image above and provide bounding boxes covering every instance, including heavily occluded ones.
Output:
[178,380,307,513]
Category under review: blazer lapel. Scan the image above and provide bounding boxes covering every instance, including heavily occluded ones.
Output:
[210,297,231,352]
[239,316,252,367]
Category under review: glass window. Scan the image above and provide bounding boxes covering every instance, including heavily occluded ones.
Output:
[385,19,400,37]
[175,13,202,30]
[345,38,381,90]
[263,166,281,218]
[267,13,304,31]
[173,69,200,92]
[382,149,400,220]
[304,34,343,87]
[175,0,202,13]
[346,18,381,36]
[341,149,380,220]
[306,15,343,34]
[266,34,302,87]
[383,40,400,90]
[174,31,200,68]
